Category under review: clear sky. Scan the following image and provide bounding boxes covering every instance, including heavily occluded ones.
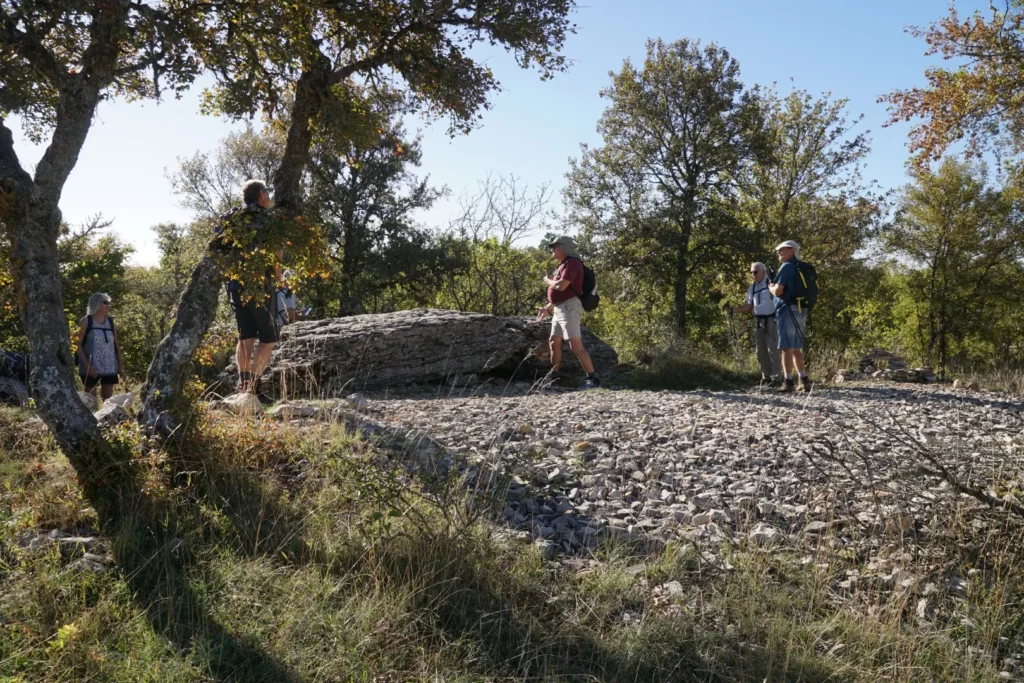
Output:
[8,0,988,266]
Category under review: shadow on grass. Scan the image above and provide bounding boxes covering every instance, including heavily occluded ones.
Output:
[101,430,309,683]
[112,509,303,683]
[369,532,845,683]
[620,354,759,393]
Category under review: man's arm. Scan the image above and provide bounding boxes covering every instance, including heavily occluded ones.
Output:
[769,282,784,297]
[732,303,754,314]
[544,275,570,291]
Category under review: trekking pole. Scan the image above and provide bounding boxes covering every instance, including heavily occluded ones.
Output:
[725,306,744,368]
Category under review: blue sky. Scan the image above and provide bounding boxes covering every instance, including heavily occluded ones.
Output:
[9,0,987,265]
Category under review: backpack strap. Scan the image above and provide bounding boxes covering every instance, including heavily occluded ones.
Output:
[109,316,120,360]
[566,256,584,298]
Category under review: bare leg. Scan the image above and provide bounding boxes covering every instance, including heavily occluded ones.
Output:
[792,349,806,375]
[782,350,795,376]
[251,341,276,382]
[568,338,596,375]
[100,383,114,400]
[549,336,562,372]
[237,338,255,380]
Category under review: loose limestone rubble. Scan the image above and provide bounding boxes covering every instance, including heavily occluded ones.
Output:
[267,381,1024,586]
[259,309,618,399]
[361,382,1024,585]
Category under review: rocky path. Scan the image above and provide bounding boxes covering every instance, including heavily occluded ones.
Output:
[365,382,1024,563]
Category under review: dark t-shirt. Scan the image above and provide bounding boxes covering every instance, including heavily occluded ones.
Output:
[773,257,799,312]
[549,257,584,305]
[218,203,274,296]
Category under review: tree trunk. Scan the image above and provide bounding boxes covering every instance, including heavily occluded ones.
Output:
[139,255,223,432]
[272,53,332,209]
[673,238,690,337]
[2,96,136,523]
[142,56,333,426]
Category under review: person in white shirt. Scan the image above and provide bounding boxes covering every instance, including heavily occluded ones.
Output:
[731,262,781,385]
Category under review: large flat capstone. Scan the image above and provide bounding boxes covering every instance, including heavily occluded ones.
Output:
[264,309,617,397]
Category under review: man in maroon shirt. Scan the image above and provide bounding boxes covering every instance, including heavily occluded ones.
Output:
[538,235,600,389]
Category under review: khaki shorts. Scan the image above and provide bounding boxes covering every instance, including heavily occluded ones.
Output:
[550,298,583,340]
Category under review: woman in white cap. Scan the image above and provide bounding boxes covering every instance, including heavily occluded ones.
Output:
[75,293,127,400]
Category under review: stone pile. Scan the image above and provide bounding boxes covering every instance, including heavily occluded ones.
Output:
[831,348,938,384]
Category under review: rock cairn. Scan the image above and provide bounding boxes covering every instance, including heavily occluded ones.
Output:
[830,348,938,384]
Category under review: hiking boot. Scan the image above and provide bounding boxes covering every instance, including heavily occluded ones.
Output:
[779,378,795,393]
[256,392,275,406]
[582,376,601,390]
[797,377,812,393]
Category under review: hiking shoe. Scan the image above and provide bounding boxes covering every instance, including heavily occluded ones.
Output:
[582,376,601,390]
[256,392,275,406]
[779,379,795,393]
[797,377,812,393]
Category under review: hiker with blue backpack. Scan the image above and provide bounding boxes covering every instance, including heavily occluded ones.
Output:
[768,240,816,392]
[537,235,602,390]
[75,293,126,400]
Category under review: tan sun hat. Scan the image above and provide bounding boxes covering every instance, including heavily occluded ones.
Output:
[548,235,580,259]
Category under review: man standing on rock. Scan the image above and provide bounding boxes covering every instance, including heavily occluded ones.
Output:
[222,179,284,404]
[769,240,811,392]
[731,262,780,386]
[537,236,600,389]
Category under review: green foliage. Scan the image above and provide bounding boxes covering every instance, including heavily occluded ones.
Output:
[210,206,330,306]
[566,38,768,336]
[882,158,1024,371]
[0,0,200,140]
[0,220,131,353]
[435,237,548,316]
[191,0,577,134]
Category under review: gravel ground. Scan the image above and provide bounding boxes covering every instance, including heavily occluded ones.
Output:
[357,381,1024,566]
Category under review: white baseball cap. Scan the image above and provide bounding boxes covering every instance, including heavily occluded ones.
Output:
[774,240,800,256]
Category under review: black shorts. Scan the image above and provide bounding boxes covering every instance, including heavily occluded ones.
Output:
[230,291,278,344]
[81,373,118,391]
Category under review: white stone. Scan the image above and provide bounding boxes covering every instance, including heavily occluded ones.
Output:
[749,523,781,547]
[219,392,262,416]
[94,403,129,428]
[78,391,98,411]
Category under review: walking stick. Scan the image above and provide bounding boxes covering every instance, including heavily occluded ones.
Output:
[725,306,744,367]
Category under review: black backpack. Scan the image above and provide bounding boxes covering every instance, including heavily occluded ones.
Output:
[786,260,818,311]
[74,315,118,370]
[0,349,28,384]
[569,258,600,312]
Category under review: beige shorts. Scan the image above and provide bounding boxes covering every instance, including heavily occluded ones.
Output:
[550,297,583,340]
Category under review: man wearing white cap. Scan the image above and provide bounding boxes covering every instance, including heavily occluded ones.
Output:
[768,240,811,392]
[731,262,781,385]
[537,235,600,389]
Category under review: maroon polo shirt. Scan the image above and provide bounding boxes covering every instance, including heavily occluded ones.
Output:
[549,257,584,305]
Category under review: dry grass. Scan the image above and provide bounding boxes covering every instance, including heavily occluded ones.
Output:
[0,405,1020,682]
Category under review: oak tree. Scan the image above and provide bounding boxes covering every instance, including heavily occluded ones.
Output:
[565,39,768,336]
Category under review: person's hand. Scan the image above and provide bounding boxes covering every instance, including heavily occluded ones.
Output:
[118,366,127,382]
[536,306,550,322]
[87,366,98,379]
